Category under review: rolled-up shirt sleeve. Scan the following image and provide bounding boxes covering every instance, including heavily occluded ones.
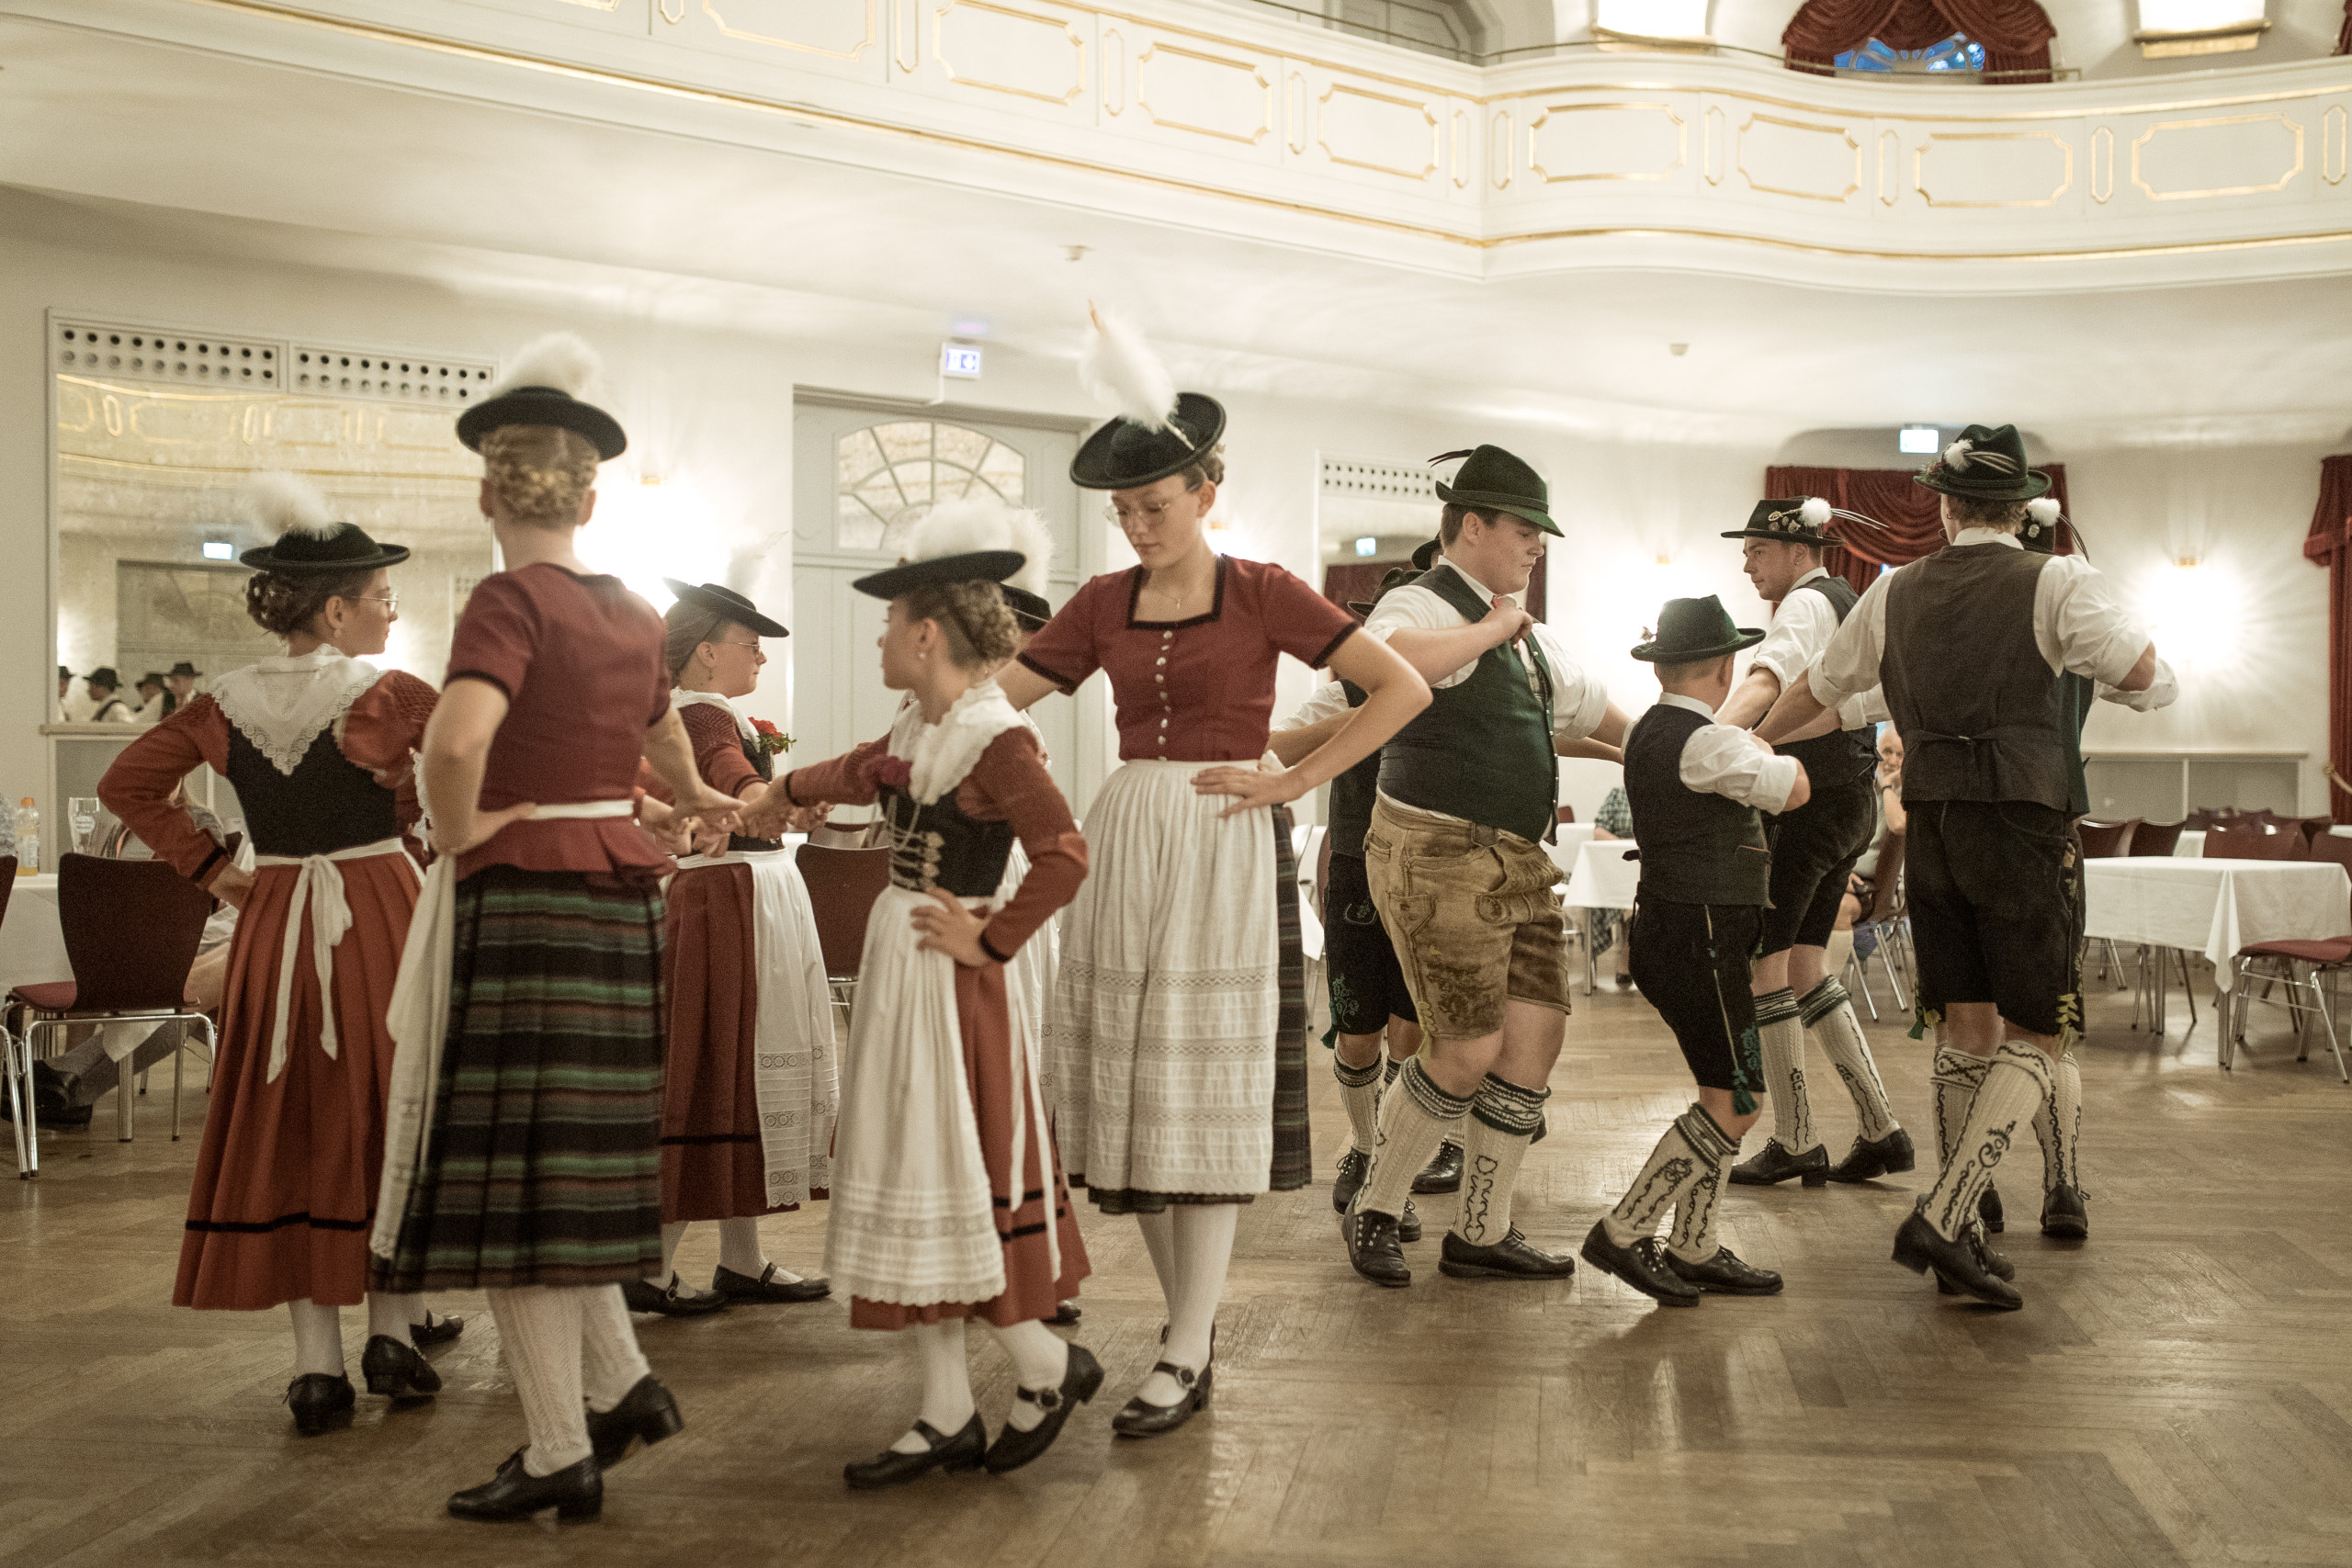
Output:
[1532,624,1609,741]
[2040,557,2155,686]
[1276,679,1352,732]
[2098,654,2178,713]
[1679,724,1802,814]
[1807,570,1893,711]
[1748,590,1834,691]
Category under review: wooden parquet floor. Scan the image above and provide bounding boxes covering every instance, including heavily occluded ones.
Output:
[6,976,2350,1568]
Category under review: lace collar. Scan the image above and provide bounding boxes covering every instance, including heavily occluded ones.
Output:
[672,688,753,740]
[888,679,1024,805]
[209,648,384,777]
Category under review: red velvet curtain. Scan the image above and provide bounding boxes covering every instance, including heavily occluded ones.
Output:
[2301,455,2352,817]
[2339,0,2351,53]
[1783,0,2056,82]
[1764,463,2075,590]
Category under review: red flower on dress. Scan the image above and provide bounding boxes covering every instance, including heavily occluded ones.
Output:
[748,716,793,756]
[875,755,912,790]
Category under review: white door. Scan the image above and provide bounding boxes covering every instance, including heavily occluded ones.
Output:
[790,397,1106,816]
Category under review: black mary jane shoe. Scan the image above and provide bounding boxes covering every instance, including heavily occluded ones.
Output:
[286,1372,356,1435]
[1438,1227,1576,1280]
[1894,1210,2022,1310]
[1979,1185,2006,1234]
[983,1343,1103,1473]
[621,1273,729,1317]
[1729,1139,1830,1188]
[1411,1141,1464,1195]
[1110,1355,1213,1439]
[448,1449,603,1523]
[588,1375,686,1468]
[712,1262,831,1303]
[1826,1127,1917,1183]
[1051,1300,1082,1326]
[1664,1246,1784,1296]
[409,1311,465,1348]
[1331,1148,1371,1213]
[1578,1222,1700,1306]
[360,1334,442,1399]
[2041,1184,2089,1239]
[843,1413,987,1490]
[1343,1208,1411,1288]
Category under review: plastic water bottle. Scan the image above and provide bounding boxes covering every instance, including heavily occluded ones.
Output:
[13,797,38,875]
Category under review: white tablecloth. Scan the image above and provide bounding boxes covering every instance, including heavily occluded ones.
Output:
[2174,830,2204,859]
[1560,837,1642,911]
[0,873,66,993]
[2083,857,2351,991]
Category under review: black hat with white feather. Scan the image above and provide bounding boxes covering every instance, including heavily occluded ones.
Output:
[236,471,412,572]
[1068,305,1226,491]
[1913,423,2051,502]
[456,332,628,460]
[1721,495,1887,546]
[851,494,1055,606]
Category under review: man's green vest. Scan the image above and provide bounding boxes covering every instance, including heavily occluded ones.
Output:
[1374,563,1556,842]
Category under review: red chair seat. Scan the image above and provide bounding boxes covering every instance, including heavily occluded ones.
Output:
[2242,938,2352,964]
[10,981,78,1010]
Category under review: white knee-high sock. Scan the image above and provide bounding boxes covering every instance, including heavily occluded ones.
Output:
[1921,1043,2054,1242]
[1931,1044,1987,1171]
[578,1284,652,1413]
[718,1216,787,1279]
[486,1286,592,1476]
[1454,1074,1546,1246]
[990,1319,1071,1433]
[2031,1050,2084,1194]
[1604,1106,1736,1248]
[1131,1204,1233,1409]
[365,1292,422,1342]
[1133,1208,1178,1303]
[656,1220,689,1285]
[888,1319,974,1453]
[1358,1058,1470,1219]
[1665,1126,1739,1264]
[1799,977,1898,1142]
[1334,1053,1384,1155]
[1754,987,1815,1154]
[288,1299,345,1378]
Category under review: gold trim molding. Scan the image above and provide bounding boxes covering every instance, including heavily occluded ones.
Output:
[1913,130,2074,209]
[704,0,878,61]
[1317,82,1440,181]
[1527,101,1687,185]
[933,0,1085,106]
[2131,112,2304,201]
[1737,113,1860,205]
[1136,42,1272,146]
[2324,106,2346,187]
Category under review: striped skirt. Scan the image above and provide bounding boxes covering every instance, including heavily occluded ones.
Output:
[370,867,666,1292]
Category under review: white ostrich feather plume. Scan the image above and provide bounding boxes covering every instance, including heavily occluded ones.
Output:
[1942,437,1974,470]
[1798,496,1832,528]
[1079,303,1176,430]
[240,470,340,539]
[910,495,1054,592]
[488,331,602,400]
[2026,497,2061,525]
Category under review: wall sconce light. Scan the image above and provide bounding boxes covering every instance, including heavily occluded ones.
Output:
[200,541,233,561]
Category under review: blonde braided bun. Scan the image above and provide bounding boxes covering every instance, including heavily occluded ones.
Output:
[903,580,1019,671]
[481,424,599,529]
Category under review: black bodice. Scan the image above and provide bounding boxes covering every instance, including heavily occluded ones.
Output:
[877,783,1016,897]
[729,732,781,853]
[225,725,401,857]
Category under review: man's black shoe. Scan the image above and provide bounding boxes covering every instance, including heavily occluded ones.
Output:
[1663,1246,1783,1295]
[1729,1139,1829,1187]
[1343,1209,1410,1288]
[1893,1210,2022,1309]
[1825,1128,1916,1182]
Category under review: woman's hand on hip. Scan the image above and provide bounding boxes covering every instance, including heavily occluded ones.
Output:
[1191,763,1302,818]
[910,888,992,967]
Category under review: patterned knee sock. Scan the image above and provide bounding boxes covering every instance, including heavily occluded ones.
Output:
[1754,987,1815,1154]
[1335,1054,1384,1155]
[1921,1043,2054,1242]
[1930,1044,1987,1170]
[1800,977,1898,1142]
[1605,1105,1736,1248]
[2031,1050,2084,1194]
[1454,1074,1547,1246]
[577,1284,652,1413]
[486,1285,592,1476]
[1357,1058,1468,1219]
[1665,1110,1741,1263]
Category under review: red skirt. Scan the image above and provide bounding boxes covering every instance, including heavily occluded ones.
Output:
[852,961,1089,1329]
[175,852,420,1311]
[660,862,803,1221]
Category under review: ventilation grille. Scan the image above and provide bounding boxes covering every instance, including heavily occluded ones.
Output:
[53,321,279,386]
[452,574,485,615]
[1319,456,1439,502]
[289,344,499,404]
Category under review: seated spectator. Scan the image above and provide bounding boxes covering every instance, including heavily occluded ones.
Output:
[1589,783,1634,987]
[1838,727,1905,931]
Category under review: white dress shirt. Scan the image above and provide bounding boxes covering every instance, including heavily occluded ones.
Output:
[1658,692,1803,814]
[1749,567,1876,732]
[1277,678,1352,733]
[1808,528,2168,714]
[1362,558,1610,741]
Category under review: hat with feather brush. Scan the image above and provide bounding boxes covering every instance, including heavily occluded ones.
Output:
[456,331,628,460]
[235,471,411,573]
[1068,305,1226,491]
[1722,495,1887,546]
[851,494,1055,607]
[2018,496,2075,557]
[1912,423,2051,502]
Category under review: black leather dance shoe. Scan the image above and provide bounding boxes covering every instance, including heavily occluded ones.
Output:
[1331,1148,1371,1213]
[1577,1223,1700,1306]
[360,1334,442,1399]
[2041,1184,2089,1239]
[409,1311,465,1348]
[447,1449,603,1522]
[1979,1185,2005,1233]
[588,1374,686,1468]
[843,1414,986,1490]
[1397,1199,1422,1244]
[1438,1228,1576,1280]
[1110,1352,1213,1439]
[712,1262,831,1303]
[1664,1246,1784,1296]
[1825,1127,1917,1183]
[1729,1139,1830,1187]
[621,1273,728,1316]
[1894,1209,2022,1309]
[982,1343,1103,1473]
[1934,1227,2015,1292]
[1411,1141,1464,1195]
[1052,1300,1083,1326]
[285,1372,355,1435]
[1343,1209,1411,1288]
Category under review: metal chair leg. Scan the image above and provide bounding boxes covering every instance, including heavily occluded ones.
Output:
[1846,946,1880,1021]
[118,1028,137,1144]
[5,1027,28,1179]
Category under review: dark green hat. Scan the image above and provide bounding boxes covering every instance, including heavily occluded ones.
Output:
[168,661,201,678]
[1914,423,2052,502]
[1431,446,1559,536]
[86,666,122,690]
[1069,392,1226,491]
[2019,498,2068,556]
[663,579,786,638]
[1631,596,1765,663]
[1724,496,1831,544]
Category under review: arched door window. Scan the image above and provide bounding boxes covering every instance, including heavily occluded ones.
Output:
[833,420,1025,555]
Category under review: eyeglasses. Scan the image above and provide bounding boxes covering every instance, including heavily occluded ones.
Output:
[1103,498,1179,529]
[718,638,763,653]
[354,592,399,613]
